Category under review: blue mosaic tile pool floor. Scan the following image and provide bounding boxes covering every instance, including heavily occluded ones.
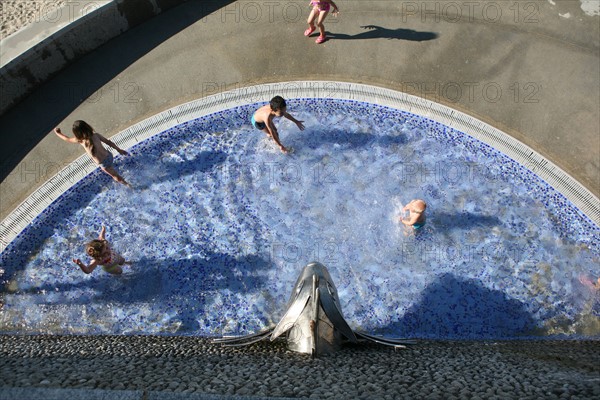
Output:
[1,99,599,338]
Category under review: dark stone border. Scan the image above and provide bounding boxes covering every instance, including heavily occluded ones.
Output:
[1,335,599,399]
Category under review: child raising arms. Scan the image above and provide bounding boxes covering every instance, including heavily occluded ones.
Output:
[73,226,130,275]
[54,120,130,186]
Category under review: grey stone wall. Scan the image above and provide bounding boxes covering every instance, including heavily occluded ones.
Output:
[0,0,188,115]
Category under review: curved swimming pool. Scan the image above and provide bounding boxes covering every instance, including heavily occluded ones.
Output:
[1,90,598,339]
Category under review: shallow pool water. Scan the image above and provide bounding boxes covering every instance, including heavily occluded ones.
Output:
[1,99,599,338]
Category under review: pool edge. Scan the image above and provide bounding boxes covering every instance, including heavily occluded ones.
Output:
[2,81,599,250]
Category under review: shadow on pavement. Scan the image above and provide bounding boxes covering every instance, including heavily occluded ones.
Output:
[0,0,235,182]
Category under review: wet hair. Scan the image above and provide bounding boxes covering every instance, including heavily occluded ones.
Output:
[270,96,287,112]
[86,239,107,258]
[72,120,96,156]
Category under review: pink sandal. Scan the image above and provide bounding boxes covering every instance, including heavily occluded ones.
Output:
[304,26,315,36]
[315,35,326,44]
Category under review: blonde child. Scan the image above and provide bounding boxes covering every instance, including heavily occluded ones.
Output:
[305,0,339,44]
[54,120,130,185]
[251,96,305,153]
[73,226,130,275]
[401,199,427,233]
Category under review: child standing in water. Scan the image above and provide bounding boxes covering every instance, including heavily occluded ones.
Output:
[305,0,339,44]
[73,226,130,275]
[251,96,305,153]
[400,199,427,234]
[54,120,130,186]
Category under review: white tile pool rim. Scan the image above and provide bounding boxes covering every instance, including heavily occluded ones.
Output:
[1,81,599,250]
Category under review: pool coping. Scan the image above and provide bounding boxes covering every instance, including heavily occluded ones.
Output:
[1,81,599,251]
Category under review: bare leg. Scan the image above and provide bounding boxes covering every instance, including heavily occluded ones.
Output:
[260,127,272,137]
[316,10,329,37]
[102,166,130,186]
[306,8,318,32]
[261,128,287,153]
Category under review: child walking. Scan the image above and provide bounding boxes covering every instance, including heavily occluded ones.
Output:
[251,96,305,153]
[54,120,130,185]
[73,226,130,275]
[305,0,339,44]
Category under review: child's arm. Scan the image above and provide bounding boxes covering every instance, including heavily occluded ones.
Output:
[97,134,129,155]
[401,213,420,226]
[54,128,79,144]
[73,258,98,274]
[400,202,419,225]
[326,0,339,13]
[266,118,289,153]
[98,226,106,240]
[283,112,305,131]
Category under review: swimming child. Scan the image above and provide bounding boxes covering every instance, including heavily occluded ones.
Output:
[400,199,427,234]
[305,0,339,44]
[54,120,130,186]
[73,226,130,275]
[251,96,305,153]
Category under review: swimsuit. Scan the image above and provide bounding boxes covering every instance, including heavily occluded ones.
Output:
[412,219,426,230]
[311,1,331,12]
[102,263,122,273]
[251,114,267,130]
[99,152,114,168]
[100,248,125,273]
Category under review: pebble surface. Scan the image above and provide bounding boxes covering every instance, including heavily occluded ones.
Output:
[1,336,599,399]
[0,0,68,38]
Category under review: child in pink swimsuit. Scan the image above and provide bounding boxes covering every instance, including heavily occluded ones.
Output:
[305,0,339,44]
[73,226,130,275]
